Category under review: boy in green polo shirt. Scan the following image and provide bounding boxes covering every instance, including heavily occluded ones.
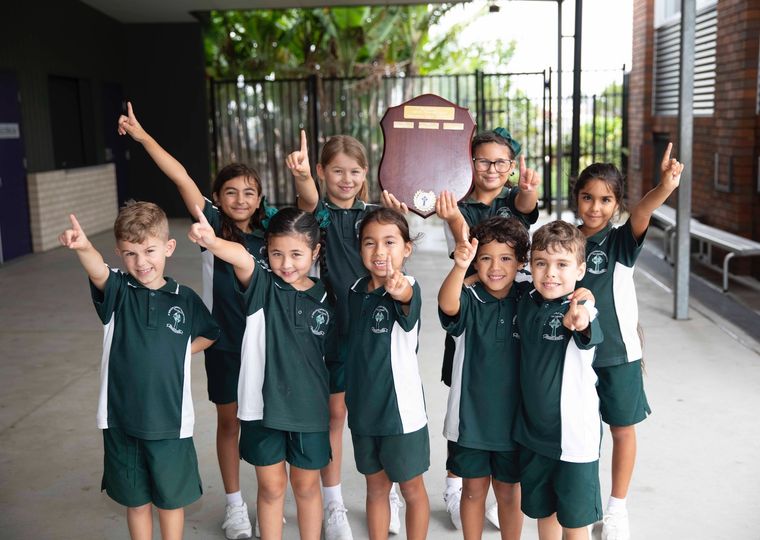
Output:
[438,216,531,540]
[58,201,219,540]
[514,220,603,540]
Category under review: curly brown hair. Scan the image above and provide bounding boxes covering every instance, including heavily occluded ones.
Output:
[470,216,530,263]
[114,200,169,243]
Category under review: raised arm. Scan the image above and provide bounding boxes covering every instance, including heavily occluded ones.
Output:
[436,190,468,244]
[630,142,684,239]
[118,102,205,213]
[188,205,255,286]
[286,129,319,212]
[58,214,110,291]
[514,155,540,214]
[438,223,478,316]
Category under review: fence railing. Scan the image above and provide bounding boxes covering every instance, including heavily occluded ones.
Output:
[210,69,626,209]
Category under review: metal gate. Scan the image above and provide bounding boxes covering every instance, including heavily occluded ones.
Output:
[210,69,625,209]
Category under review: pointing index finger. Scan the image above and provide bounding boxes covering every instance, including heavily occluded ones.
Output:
[127,101,135,121]
[520,155,526,176]
[661,142,673,168]
[69,213,82,231]
[386,255,394,277]
[300,129,308,155]
[194,204,209,226]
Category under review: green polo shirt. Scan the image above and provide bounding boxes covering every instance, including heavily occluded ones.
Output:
[514,290,603,463]
[344,275,427,436]
[439,280,531,451]
[314,199,377,336]
[577,218,646,368]
[201,198,267,353]
[91,269,219,440]
[236,265,336,433]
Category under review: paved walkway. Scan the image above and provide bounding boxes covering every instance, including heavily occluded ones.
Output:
[1,215,759,539]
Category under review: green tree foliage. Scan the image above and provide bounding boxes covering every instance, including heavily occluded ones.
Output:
[202,5,515,80]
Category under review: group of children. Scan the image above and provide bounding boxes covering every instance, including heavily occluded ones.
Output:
[58,102,683,540]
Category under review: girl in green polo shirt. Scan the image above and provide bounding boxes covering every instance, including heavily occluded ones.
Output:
[573,143,683,540]
[287,131,406,538]
[188,206,337,540]
[119,103,268,539]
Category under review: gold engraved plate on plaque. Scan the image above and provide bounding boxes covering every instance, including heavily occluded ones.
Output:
[418,122,439,130]
[393,121,414,129]
[403,105,455,121]
[443,123,465,130]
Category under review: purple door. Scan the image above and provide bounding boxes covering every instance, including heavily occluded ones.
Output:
[0,71,32,262]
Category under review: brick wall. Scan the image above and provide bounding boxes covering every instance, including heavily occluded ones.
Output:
[27,164,118,252]
[630,0,760,276]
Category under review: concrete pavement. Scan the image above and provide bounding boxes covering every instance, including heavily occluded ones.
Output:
[1,214,759,539]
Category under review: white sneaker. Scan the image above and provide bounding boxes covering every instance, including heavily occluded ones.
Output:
[222,502,252,539]
[389,488,404,535]
[601,510,630,540]
[443,487,463,530]
[324,500,354,540]
[485,501,500,529]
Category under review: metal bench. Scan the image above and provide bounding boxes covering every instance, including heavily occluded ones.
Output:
[650,205,760,291]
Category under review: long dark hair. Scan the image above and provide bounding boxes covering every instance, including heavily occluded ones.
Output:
[266,207,335,304]
[212,163,266,244]
[571,162,626,214]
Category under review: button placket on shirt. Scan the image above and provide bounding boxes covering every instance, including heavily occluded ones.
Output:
[295,292,306,328]
[147,290,158,328]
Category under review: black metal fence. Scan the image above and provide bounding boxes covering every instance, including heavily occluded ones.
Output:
[210,69,626,208]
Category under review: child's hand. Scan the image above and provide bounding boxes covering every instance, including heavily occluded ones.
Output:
[117,102,148,142]
[58,214,91,251]
[452,221,478,270]
[563,297,590,332]
[381,190,409,214]
[188,205,217,249]
[568,287,595,305]
[659,142,684,192]
[435,190,463,223]
[384,255,410,300]
[517,156,541,192]
[286,129,312,181]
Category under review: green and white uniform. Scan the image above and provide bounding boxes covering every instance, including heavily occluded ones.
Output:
[314,199,377,335]
[201,198,266,353]
[514,290,603,463]
[91,269,219,440]
[343,275,426,436]
[237,265,337,433]
[577,218,645,368]
[439,281,530,451]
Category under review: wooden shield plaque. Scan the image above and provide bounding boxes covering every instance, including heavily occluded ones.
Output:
[378,94,476,218]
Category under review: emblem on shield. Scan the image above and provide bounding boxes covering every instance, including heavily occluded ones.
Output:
[378,94,476,218]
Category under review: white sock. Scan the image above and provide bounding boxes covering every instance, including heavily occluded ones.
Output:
[323,484,344,508]
[606,496,627,515]
[226,491,244,507]
[445,476,463,493]
[389,482,398,496]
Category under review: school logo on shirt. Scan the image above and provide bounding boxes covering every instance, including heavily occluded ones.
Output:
[587,250,608,275]
[496,207,514,219]
[254,247,269,271]
[542,312,565,341]
[371,306,391,334]
[310,308,330,336]
[354,219,363,239]
[166,306,186,335]
[512,314,521,339]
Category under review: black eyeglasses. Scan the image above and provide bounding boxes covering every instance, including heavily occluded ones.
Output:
[472,158,514,173]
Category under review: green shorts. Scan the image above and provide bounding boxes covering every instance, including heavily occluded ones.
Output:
[446,441,520,483]
[594,360,651,426]
[519,449,601,529]
[239,421,331,470]
[204,347,240,405]
[352,425,430,483]
[102,428,202,510]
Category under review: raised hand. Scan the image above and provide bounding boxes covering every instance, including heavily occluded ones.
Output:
[117,102,148,142]
[381,190,409,214]
[384,255,409,300]
[59,214,91,251]
[435,190,463,223]
[568,287,595,305]
[563,297,590,332]
[452,221,478,270]
[187,205,217,249]
[286,129,312,181]
[659,142,684,192]
[517,155,540,192]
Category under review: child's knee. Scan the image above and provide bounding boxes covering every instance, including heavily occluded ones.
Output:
[290,473,321,500]
[399,477,427,503]
[259,477,288,503]
[462,478,489,500]
[493,481,520,506]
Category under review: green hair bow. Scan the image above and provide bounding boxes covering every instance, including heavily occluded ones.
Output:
[493,127,522,157]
